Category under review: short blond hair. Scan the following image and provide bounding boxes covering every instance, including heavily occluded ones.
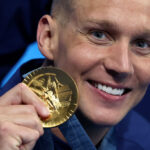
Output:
[51,0,75,24]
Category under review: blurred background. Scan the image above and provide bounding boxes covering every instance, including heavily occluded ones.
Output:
[0,0,52,86]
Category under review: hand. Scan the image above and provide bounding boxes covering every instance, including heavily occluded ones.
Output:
[0,83,50,150]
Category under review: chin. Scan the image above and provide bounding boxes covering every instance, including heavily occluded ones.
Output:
[92,118,121,127]
[86,110,125,127]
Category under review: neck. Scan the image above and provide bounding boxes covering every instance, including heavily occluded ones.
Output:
[76,110,110,146]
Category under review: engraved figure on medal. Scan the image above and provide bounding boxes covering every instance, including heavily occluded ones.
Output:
[23,67,78,128]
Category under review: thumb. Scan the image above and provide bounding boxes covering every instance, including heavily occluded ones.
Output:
[0,83,50,118]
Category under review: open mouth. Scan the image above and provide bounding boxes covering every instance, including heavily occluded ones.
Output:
[88,80,132,96]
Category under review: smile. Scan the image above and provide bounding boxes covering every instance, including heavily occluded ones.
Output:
[88,80,131,96]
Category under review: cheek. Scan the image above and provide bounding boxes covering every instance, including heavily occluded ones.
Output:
[133,58,150,85]
[55,43,98,74]
[67,48,93,71]
[132,86,147,107]
[131,57,150,106]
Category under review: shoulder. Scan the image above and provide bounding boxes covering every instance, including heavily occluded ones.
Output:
[115,110,150,150]
[0,59,44,96]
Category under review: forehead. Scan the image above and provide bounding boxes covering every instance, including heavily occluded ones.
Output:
[70,0,150,35]
[75,0,150,12]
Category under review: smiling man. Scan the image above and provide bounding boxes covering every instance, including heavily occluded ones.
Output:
[0,0,150,150]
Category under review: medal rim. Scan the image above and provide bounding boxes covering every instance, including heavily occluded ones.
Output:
[23,66,78,128]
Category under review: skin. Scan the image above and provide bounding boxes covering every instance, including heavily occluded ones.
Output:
[1,0,150,149]
[0,83,50,150]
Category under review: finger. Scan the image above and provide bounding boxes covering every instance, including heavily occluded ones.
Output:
[0,105,44,135]
[0,134,20,150]
[0,104,46,117]
[0,114,43,135]
[16,125,40,146]
[0,83,24,105]
[20,141,36,150]
[0,121,40,148]
[0,83,50,118]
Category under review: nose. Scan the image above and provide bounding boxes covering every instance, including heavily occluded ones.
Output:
[104,42,134,82]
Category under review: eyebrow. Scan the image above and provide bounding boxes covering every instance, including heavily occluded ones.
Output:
[85,19,150,40]
[133,31,150,40]
[85,19,121,34]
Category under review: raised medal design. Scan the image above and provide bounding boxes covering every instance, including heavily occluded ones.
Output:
[23,67,78,128]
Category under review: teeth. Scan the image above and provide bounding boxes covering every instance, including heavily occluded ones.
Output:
[97,83,125,96]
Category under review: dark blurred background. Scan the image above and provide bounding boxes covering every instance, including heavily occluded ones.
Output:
[0,0,52,84]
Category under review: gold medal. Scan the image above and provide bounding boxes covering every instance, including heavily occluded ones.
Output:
[23,67,78,128]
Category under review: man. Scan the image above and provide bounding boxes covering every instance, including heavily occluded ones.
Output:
[0,0,150,149]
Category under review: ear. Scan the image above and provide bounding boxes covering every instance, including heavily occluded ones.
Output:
[37,15,57,60]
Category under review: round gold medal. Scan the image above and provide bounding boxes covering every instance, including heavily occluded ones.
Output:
[23,67,78,128]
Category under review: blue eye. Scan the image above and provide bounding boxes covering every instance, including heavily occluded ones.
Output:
[91,31,107,39]
[136,40,149,48]
[86,29,112,45]
[133,39,150,55]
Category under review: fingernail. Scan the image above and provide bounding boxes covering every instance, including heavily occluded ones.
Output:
[41,114,51,121]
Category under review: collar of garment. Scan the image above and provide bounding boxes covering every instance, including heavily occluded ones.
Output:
[34,114,116,150]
